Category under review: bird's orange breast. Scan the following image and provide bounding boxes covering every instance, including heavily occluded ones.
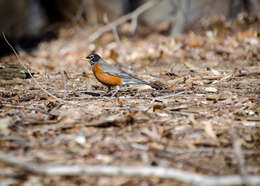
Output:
[92,64,122,86]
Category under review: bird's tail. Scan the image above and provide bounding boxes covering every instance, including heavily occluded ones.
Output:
[136,79,162,90]
[148,83,162,90]
[122,78,162,90]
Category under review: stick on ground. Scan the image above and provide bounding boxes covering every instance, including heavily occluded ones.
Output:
[0,152,259,186]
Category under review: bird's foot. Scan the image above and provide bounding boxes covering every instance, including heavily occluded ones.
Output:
[104,87,119,97]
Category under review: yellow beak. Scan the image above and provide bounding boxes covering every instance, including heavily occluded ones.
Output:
[80,58,90,61]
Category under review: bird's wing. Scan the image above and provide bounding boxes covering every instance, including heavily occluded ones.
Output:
[98,59,154,86]
[99,61,134,79]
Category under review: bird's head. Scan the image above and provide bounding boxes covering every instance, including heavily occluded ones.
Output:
[81,53,101,66]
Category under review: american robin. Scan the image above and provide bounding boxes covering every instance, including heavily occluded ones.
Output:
[81,54,161,92]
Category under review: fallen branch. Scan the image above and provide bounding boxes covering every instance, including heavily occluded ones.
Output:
[232,128,248,185]
[0,152,260,186]
[88,0,159,42]
[0,178,16,186]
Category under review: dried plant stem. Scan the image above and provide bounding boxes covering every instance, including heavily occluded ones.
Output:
[2,32,70,104]
[0,152,260,186]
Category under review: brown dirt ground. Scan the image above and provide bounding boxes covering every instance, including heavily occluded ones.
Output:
[0,16,260,185]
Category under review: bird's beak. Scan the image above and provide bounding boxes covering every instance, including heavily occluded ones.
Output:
[80,57,90,61]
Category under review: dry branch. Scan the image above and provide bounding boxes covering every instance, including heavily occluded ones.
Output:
[232,128,248,185]
[103,13,126,56]
[0,152,260,186]
[88,0,159,42]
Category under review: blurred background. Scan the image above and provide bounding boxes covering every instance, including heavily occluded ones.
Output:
[1,0,260,56]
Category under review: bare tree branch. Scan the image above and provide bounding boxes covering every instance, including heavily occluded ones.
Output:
[170,0,190,36]
[103,13,126,56]
[88,0,159,42]
[0,152,259,186]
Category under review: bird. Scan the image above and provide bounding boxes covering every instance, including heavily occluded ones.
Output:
[81,53,161,94]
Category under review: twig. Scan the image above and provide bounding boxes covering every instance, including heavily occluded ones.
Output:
[62,71,68,99]
[212,72,233,84]
[154,91,185,101]
[0,152,260,186]
[232,128,248,184]
[1,33,85,106]
[2,104,45,112]
[2,32,68,104]
[88,0,159,42]
[143,91,186,112]
[103,14,121,45]
[0,178,16,186]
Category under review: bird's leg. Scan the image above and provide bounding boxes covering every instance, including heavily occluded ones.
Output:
[105,86,118,97]
[107,86,112,94]
[111,86,120,97]
[120,85,131,92]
